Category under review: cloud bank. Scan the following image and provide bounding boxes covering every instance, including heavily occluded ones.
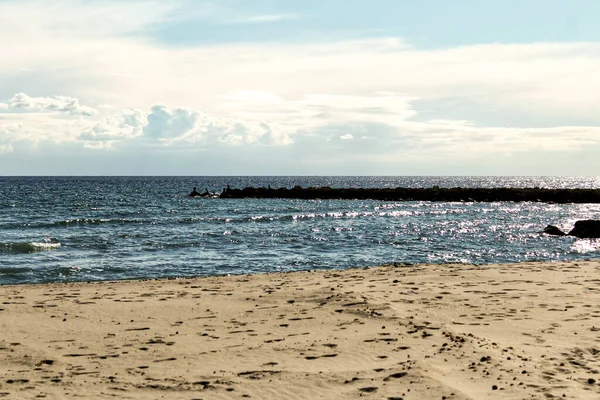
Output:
[3,92,599,160]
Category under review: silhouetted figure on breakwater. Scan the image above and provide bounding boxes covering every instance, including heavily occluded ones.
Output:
[189,187,201,197]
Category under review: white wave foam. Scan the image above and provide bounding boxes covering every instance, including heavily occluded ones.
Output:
[30,242,61,250]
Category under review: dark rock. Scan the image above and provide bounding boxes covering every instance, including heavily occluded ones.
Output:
[568,220,600,239]
[544,220,600,239]
[542,225,567,236]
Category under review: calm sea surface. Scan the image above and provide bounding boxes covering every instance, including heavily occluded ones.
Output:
[2,176,600,285]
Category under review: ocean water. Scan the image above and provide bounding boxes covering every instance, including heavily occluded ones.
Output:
[2,176,600,285]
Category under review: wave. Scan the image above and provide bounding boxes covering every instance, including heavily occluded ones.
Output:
[1,207,469,232]
[49,218,144,227]
[1,218,148,230]
[0,238,61,254]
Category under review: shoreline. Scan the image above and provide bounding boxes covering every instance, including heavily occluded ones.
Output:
[2,261,600,399]
[0,259,583,288]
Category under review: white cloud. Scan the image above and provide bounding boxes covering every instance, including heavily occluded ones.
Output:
[227,14,300,24]
[426,119,474,126]
[80,109,146,142]
[221,92,417,134]
[0,114,69,144]
[83,141,112,150]
[144,105,199,139]
[0,0,175,39]
[339,134,354,140]
[137,104,292,146]
[4,93,97,116]
[0,123,20,153]
[224,91,285,105]
[73,102,292,148]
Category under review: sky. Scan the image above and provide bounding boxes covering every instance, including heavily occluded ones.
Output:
[1,0,600,176]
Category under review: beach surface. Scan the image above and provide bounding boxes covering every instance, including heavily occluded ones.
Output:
[1,261,600,399]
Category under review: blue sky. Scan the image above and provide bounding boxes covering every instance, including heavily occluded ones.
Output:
[1,0,600,175]
[151,0,600,47]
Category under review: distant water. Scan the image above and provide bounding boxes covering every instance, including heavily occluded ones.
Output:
[2,176,600,285]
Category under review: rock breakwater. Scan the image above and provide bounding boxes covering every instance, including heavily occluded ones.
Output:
[219,186,600,203]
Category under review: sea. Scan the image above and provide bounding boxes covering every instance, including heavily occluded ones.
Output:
[2,176,600,285]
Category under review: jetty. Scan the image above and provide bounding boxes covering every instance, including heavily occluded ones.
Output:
[219,186,600,203]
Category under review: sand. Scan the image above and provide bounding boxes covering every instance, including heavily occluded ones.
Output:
[1,261,600,399]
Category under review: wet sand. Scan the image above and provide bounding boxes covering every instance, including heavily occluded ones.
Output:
[1,261,600,399]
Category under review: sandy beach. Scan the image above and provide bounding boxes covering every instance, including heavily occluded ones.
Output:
[1,261,600,399]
